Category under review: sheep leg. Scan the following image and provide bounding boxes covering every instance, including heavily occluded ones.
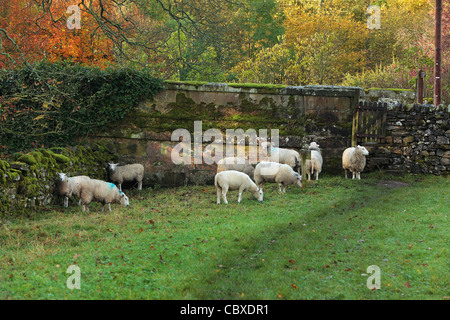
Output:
[108,203,112,211]
[64,197,69,208]
[352,172,356,179]
[315,171,319,180]
[357,172,361,180]
[118,184,122,191]
[221,186,229,204]
[344,169,348,179]
[82,204,89,213]
[238,192,242,203]
[138,181,142,191]
[216,188,221,204]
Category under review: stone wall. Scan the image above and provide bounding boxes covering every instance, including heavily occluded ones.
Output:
[0,143,115,217]
[94,83,364,187]
[365,104,449,175]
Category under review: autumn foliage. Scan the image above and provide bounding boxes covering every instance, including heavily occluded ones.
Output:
[0,0,115,67]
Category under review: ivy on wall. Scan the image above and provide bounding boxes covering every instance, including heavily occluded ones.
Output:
[0,61,163,154]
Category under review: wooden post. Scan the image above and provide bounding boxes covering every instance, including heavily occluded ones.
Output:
[434,0,442,106]
[299,149,311,189]
[351,103,359,147]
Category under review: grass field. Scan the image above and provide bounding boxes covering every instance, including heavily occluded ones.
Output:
[0,173,448,300]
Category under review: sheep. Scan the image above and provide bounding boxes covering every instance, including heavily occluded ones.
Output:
[216,156,255,177]
[77,178,130,212]
[107,163,144,191]
[57,173,90,207]
[305,142,323,180]
[214,170,263,204]
[254,161,302,193]
[342,145,369,179]
[260,141,301,173]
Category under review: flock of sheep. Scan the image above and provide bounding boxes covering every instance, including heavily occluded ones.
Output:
[56,140,369,211]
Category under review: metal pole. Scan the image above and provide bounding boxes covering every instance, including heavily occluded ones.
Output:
[434,0,442,106]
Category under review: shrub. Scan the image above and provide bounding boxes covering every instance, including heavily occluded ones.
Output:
[0,60,163,154]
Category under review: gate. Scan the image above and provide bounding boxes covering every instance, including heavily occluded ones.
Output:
[351,101,387,146]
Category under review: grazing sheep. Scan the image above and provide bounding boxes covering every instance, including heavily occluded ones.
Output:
[214,170,263,204]
[77,178,130,212]
[254,161,302,193]
[57,173,90,207]
[342,145,369,179]
[305,142,323,180]
[107,163,144,191]
[217,156,255,177]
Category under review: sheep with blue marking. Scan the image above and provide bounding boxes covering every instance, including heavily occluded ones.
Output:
[260,141,301,173]
[77,179,130,212]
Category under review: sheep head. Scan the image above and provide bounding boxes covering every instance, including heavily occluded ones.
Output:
[356,145,369,156]
[108,163,119,171]
[57,173,67,181]
[294,172,302,188]
[119,191,130,207]
[309,142,320,150]
[254,187,264,202]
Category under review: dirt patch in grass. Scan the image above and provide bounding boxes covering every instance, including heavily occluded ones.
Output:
[377,180,410,188]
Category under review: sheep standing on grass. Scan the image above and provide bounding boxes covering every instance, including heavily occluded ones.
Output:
[305,142,323,180]
[214,170,263,204]
[254,161,302,193]
[77,179,130,212]
[342,146,369,179]
[260,141,301,173]
[107,163,144,191]
[57,173,90,207]
[217,156,255,177]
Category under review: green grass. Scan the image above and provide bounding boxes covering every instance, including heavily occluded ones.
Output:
[0,173,448,300]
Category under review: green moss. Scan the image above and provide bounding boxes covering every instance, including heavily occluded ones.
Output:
[367,88,414,92]
[227,83,287,90]
[17,154,37,165]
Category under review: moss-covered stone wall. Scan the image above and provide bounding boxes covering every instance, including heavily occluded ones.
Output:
[92,83,363,186]
[0,142,116,217]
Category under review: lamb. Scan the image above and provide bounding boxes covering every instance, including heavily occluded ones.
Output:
[214,170,263,204]
[342,145,369,179]
[77,178,130,212]
[107,163,144,191]
[254,161,302,193]
[216,156,255,177]
[305,142,323,180]
[57,173,90,207]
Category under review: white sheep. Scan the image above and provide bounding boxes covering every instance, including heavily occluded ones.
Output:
[214,170,263,204]
[254,161,302,193]
[107,163,144,191]
[260,141,301,172]
[57,173,90,207]
[342,145,369,179]
[77,178,130,212]
[305,142,323,180]
[217,156,255,177]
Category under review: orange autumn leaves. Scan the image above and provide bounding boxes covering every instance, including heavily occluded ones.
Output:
[0,0,114,68]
